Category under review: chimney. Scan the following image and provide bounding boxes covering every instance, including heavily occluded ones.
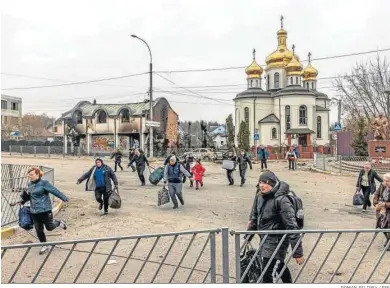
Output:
[93,99,97,105]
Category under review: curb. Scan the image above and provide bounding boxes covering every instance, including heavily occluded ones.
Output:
[309,166,355,177]
[1,201,64,240]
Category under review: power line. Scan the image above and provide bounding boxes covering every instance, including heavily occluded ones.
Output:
[1,72,149,91]
[3,47,390,90]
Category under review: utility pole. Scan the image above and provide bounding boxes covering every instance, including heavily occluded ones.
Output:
[337,99,342,125]
[131,34,153,158]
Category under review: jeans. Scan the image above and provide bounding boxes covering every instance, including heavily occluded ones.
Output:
[261,159,268,169]
[239,168,247,185]
[288,159,295,170]
[261,258,292,283]
[167,182,184,207]
[95,187,109,212]
[31,211,61,243]
[227,170,234,184]
[114,161,123,172]
[361,186,372,210]
[137,165,146,184]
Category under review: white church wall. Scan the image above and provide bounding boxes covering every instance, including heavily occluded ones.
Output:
[260,123,280,146]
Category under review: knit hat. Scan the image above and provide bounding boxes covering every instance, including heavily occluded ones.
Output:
[170,156,177,162]
[258,171,278,187]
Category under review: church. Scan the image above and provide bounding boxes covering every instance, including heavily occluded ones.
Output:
[234,17,330,148]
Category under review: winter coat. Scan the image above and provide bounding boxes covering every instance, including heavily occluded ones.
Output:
[111,151,123,163]
[23,179,69,214]
[237,154,252,170]
[130,153,149,168]
[164,162,192,183]
[191,164,206,181]
[258,149,269,160]
[286,151,297,160]
[249,181,304,260]
[373,183,390,228]
[184,155,195,171]
[78,164,118,192]
[356,169,383,194]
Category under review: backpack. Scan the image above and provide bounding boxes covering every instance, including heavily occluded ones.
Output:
[276,190,304,229]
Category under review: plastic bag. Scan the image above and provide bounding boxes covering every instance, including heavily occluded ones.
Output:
[19,206,33,230]
[109,188,122,209]
[353,190,364,206]
[158,186,170,206]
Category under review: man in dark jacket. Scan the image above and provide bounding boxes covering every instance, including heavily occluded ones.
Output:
[128,148,136,172]
[237,150,252,187]
[77,158,118,215]
[129,149,150,186]
[111,149,123,172]
[183,153,195,187]
[223,151,237,185]
[248,171,305,283]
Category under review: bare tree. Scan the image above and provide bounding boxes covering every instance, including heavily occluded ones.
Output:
[333,55,390,130]
[21,113,55,138]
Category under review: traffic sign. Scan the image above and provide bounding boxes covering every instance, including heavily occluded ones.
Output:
[254,134,259,140]
[334,123,342,131]
[145,120,160,128]
[332,132,337,140]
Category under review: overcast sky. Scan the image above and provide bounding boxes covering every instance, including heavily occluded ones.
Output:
[2,0,390,123]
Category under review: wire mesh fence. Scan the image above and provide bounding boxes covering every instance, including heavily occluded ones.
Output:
[1,164,55,227]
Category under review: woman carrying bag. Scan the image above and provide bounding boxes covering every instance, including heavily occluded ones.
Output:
[356,162,383,211]
[21,167,69,255]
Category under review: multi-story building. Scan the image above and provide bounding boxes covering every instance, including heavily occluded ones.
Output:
[55,97,179,154]
[1,95,22,138]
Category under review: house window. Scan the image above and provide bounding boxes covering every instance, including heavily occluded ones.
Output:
[1,100,7,110]
[121,109,130,123]
[317,116,322,138]
[285,105,291,130]
[274,72,280,89]
[271,128,277,139]
[97,110,107,124]
[11,102,18,111]
[54,126,58,133]
[74,110,83,124]
[299,105,307,125]
[244,107,249,123]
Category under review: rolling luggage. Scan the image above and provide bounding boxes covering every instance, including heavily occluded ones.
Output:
[149,167,164,185]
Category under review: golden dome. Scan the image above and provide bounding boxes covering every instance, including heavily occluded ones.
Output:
[265,23,293,70]
[285,45,302,76]
[245,49,263,79]
[302,52,318,80]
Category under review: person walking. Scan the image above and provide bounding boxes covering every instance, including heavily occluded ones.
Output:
[164,151,177,166]
[373,173,390,251]
[258,145,269,170]
[293,145,299,170]
[237,150,253,187]
[357,162,383,211]
[183,152,195,187]
[129,149,150,186]
[286,147,297,171]
[111,148,123,172]
[77,158,118,215]
[128,148,136,172]
[247,171,305,283]
[223,151,237,185]
[191,159,206,190]
[163,156,192,209]
[20,167,69,255]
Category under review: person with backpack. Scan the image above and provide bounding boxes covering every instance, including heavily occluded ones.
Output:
[191,159,206,190]
[111,148,123,172]
[247,171,305,283]
[21,167,69,255]
[163,156,193,209]
[129,149,150,186]
[237,150,253,187]
[128,148,136,172]
[77,158,118,215]
[285,147,297,171]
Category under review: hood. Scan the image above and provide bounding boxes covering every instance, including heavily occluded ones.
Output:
[261,181,290,199]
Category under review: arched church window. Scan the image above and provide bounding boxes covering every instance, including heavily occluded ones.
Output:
[274,73,280,89]
[299,105,307,125]
[295,77,298,85]
[306,82,309,89]
[312,82,314,89]
[271,128,277,139]
[290,77,293,85]
[267,76,270,90]
[244,107,249,123]
[285,105,291,130]
[317,116,322,138]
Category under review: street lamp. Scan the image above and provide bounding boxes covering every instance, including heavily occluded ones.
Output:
[131,34,154,158]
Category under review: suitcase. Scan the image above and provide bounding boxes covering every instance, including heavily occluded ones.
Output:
[149,167,164,185]
[222,159,235,170]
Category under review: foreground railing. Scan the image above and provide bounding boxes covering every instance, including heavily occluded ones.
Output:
[1,164,55,227]
[2,228,390,284]
[232,229,390,284]
[1,229,219,284]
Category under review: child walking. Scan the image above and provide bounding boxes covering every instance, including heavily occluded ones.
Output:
[191,159,206,190]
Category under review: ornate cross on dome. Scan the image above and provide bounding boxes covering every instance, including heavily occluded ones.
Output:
[280,15,284,28]
[292,44,295,55]
[253,48,256,60]
[308,52,312,63]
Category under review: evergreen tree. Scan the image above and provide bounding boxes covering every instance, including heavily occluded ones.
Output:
[225,114,234,148]
[238,121,250,151]
[351,117,368,156]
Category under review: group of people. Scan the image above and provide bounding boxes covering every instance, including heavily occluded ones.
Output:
[257,145,299,171]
